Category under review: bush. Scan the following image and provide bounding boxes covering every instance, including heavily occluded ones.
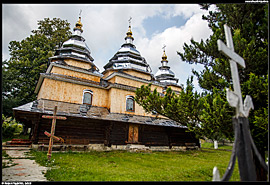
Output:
[2,114,23,138]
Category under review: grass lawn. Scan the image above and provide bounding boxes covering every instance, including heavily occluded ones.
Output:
[30,148,240,181]
[201,142,233,150]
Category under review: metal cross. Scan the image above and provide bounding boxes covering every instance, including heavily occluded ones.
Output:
[79,9,82,16]
[217,24,253,117]
[162,44,166,52]
[42,106,66,160]
[128,16,132,26]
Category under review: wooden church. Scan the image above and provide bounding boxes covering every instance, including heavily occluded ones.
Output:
[13,16,199,150]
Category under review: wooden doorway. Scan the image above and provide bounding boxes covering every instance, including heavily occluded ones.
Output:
[128,124,139,143]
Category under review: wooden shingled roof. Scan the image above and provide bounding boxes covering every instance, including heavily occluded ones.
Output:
[13,99,186,128]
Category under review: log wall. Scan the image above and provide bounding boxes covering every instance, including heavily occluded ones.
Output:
[35,115,199,147]
[37,116,109,145]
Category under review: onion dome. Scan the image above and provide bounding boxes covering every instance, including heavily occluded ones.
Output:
[74,16,83,33]
[103,18,152,73]
[50,16,99,73]
[155,47,178,84]
[125,25,134,44]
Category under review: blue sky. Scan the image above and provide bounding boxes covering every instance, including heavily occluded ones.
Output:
[142,15,188,38]
[2,4,216,92]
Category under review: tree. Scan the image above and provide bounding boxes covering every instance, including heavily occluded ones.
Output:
[2,18,72,117]
[2,114,23,138]
[135,77,234,142]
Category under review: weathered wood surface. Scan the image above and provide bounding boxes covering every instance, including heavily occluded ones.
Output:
[109,121,128,145]
[34,116,199,147]
[38,117,109,145]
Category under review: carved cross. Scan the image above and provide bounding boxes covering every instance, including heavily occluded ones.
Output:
[217,24,253,117]
[42,106,66,160]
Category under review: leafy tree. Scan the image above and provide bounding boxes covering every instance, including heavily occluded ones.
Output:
[2,18,72,117]
[2,114,23,138]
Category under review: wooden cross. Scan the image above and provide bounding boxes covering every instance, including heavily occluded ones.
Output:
[44,131,64,143]
[217,24,253,117]
[42,106,66,160]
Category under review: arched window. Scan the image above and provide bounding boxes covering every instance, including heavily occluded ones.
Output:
[83,90,93,105]
[126,95,135,112]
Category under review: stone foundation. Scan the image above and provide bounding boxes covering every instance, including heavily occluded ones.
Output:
[31,144,199,152]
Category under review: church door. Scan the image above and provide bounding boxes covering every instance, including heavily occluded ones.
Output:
[128,124,139,143]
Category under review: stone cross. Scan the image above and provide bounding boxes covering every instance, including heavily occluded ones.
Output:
[217,24,253,118]
[42,106,66,160]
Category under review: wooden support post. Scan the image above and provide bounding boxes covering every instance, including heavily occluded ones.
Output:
[42,106,66,160]
[31,120,40,144]
[235,117,256,181]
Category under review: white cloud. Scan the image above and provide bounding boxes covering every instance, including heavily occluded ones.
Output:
[136,9,212,91]
[171,4,204,19]
[81,4,163,69]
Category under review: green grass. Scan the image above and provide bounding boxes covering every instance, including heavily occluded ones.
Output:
[30,149,240,181]
[201,142,233,150]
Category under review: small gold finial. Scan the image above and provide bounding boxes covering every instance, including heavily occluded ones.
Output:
[162,44,168,61]
[74,10,83,32]
[126,17,133,38]
[75,16,83,30]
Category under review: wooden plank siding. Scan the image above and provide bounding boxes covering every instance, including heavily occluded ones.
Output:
[166,127,199,147]
[140,125,169,146]
[34,115,199,147]
[37,117,109,145]
[109,121,129,145]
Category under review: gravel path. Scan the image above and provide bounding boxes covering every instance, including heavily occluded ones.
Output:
[2,146,48,182]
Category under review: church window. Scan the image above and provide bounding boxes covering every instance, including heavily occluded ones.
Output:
[83,90,93,105]
[126,95,135,112]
